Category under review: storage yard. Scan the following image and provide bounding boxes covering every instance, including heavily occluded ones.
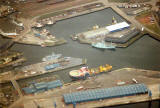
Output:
[0,83,19,108]
[9,68,160,108]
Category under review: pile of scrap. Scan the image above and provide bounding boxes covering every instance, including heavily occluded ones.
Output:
[0,51,26,69]
[0,5,16,17]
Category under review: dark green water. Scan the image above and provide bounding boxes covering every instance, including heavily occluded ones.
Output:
[5,8,160,108]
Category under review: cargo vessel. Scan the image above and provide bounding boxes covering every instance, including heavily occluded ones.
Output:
[92,42,116,49]
[69,64,112,79]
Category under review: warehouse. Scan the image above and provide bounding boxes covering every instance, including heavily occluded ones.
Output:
[105,28,140,43]
[106,22,130,33]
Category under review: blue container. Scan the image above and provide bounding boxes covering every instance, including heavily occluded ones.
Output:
[22,80,63,94]
[22,87,37,94]
[45,63,60,71]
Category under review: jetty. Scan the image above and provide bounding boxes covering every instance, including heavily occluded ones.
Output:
[0,57,87,83]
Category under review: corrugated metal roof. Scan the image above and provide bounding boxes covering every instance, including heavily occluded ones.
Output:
[22,80,63,94]
[63,83,149,104]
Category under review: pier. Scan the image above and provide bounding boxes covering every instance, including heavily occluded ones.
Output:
[0,57,86,83]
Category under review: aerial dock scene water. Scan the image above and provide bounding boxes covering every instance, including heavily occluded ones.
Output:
[0,0,160,108]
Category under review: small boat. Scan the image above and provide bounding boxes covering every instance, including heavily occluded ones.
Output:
[35,23,43,28]
[69,64,112,79]
[92,42,116,49]
[71,35,78,41]
[46,20,55,25]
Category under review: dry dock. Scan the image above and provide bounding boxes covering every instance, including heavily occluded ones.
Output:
[9,68,160,108]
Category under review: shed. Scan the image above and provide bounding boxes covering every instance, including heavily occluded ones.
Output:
[106,22,130,32]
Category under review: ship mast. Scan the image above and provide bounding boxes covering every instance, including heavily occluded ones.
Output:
[112,16,117,24]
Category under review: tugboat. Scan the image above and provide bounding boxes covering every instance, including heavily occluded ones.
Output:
[69,64,112,80]
[92,41,116,50]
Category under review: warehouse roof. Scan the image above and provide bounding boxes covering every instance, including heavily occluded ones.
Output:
[106,22,130,32]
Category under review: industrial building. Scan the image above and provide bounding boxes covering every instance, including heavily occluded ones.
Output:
[105,27,140,43]
[105,21,130,32]
[81,22,130,39]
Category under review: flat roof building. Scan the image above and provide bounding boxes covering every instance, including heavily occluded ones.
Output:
[80,22,130,39]
[106,22,130,32]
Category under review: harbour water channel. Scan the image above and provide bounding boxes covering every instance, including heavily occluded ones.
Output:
[1,8,160,108]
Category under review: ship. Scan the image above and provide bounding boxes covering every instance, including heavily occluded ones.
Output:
[71,35,78,41]
[69,64,112,79]
[42,52,62,62]
[92,41,116,49]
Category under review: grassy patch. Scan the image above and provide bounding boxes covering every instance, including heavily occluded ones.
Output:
[145,24,160,34]
[38,10,65,20]
[136,11,160,35]
[136,11,151,18]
